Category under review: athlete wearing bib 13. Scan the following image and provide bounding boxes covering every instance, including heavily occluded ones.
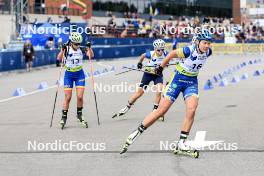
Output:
[57,32,94,129]
[120,29,213,155]
[112,39,168,121]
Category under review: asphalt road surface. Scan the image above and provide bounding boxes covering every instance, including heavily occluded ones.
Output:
[0,54,264,176]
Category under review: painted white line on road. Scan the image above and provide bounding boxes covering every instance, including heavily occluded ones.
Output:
[97,62,113,69]
[0,71,115,104]
[0,85,57,103]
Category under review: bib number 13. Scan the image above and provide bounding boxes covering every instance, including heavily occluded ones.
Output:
[71,59,80,65]
[192,64,202,70]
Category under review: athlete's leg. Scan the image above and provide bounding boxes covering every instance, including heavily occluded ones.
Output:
[128,87,144,104]
[120,97,173,154]
[177,81,199,150]
[25,60,30,72]
[143,98,172,127]
[76,87,87,127]
[120,73,181,153]
[75,70,88,127]
[153,82,164,121]
[60,71,74,127]
[76,86,85,121]
[63,90,72,110]
[113,73,152,118]
[113,87,144,118]
[60,89,72,128]
[76,87,84,109]
[29,61,33,71]
[75,69,86,108]
[181,96,199,132]
[128,72,153,105]
[154,83,163,105]
[153,73,164,109]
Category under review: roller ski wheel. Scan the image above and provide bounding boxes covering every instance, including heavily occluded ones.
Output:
[120,136,134,154]
[77,115,88,128]
[120,140,131,154]
[60,118,67,130]
[112,106,130,118]
[120,143,129,154]
[79,120,88,128]
[173,147,199,158]
[77,119,88,128]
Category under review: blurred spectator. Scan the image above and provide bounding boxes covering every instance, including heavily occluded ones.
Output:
[60,4,68,15]
[41,3,45,14]
[45,37,55,50]
[56,38,63,49]
[93,15,264,42]
[32,18,38,25]
[108,16,116,28]
[62,16,70,23]
[47,17,52,23]
[120,27,128,38]
[23,40,35,72]
[106,11,113,17]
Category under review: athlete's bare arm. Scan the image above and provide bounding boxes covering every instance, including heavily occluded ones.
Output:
[57,48,65,61]
[160,48,186,68]
[86,48,94,59]
[138,53,146,63]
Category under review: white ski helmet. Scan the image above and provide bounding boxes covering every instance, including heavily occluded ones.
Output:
[153,39,166,50]
[69,32,83,44]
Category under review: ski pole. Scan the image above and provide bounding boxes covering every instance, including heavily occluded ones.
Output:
[87,44,100,125]
[50,56,64,128]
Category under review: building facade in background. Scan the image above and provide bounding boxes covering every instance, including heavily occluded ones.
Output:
[241,0,264,25]
[28,0,92,19]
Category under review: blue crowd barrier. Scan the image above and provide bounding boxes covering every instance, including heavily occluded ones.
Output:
[88,38,173,46]
[0,44,153,72]
[0,49,59,72]
[92,44,153,59]
[88,38,225,45]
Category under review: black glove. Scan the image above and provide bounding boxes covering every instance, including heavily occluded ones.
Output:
[62,43,67,50]
[137,62,143,69]
[155,66,163,75]
[86,41,91,48]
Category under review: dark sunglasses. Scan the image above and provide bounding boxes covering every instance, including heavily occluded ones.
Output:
[157,49,164,52]
[72,43,80,46]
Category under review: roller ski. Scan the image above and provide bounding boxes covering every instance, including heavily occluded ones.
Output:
[60,117,67,130]
[120,138,132,154]
[120,123,146,154]
[173,140,199,158]
[112,105,130,118]
[77,115,88,128]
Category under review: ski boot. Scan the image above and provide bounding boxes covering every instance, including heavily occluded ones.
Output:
[60,117,67,130]
[120,124,145,154]
[173,140,199,158]
[77,115,88,128]
[112,105,130,118]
